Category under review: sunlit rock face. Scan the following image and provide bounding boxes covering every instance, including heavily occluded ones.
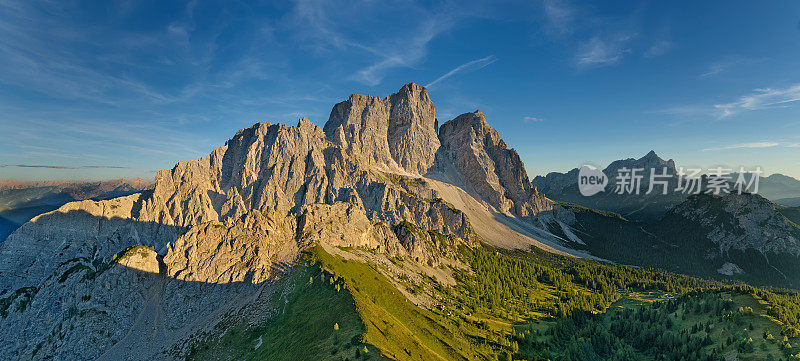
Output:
[438,110,553,218]
[324,82,440,175]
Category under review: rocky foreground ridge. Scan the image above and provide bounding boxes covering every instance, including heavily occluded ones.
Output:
[0,83,561,360]
[0,178,153,242]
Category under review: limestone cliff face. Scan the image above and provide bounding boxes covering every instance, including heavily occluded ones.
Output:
[163,210,298,284]
[142,117,332,228]
[0,83,553,296]
[0,107,474,294]
[324,83,440,175]
[438,110,552,218]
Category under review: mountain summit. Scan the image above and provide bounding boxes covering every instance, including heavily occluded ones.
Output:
[325,82,440,175]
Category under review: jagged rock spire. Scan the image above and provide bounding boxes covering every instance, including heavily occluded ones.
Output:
[324,83,440,175]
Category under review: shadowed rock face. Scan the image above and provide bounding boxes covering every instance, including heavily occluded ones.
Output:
[0,178,152,242]
[438,110,553,218]
[531,150,685,222]
[666,192,800,256]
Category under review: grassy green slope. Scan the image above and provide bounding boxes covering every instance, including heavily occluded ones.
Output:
[184,264,371,361]
[312,246,498,361]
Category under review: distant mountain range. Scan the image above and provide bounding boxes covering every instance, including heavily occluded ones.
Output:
[763,173,800,206]
[0,178,152,241]
[533,151,800,221]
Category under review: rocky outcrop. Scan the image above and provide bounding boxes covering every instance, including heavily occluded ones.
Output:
[164,210,298,284]
[298,202,402,253]
[437,110,552,218]
[0,194,182,293]
[117,246,160,274]
[324,83,440,175]
[667,192,800,256]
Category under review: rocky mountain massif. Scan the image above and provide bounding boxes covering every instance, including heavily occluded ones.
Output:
[0,83,576,360]
[0,178,152,242]
[764,173,800,206]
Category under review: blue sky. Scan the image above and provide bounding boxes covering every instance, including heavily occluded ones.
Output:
[1,0,799,181]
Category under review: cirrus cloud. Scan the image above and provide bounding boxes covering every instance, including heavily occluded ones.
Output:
[715,84,800,118]
[575,35,634,69]
[702,142,779,151]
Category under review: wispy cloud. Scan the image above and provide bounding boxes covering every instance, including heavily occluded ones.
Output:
[289,0,468,86]
[0,1,206,105]
[644,24,674,59]
[702,142,780,151]
[15,164,73,169]
[540,1,645,70]
[353,21,446,86]
[576,35,633,69]
[658,83,800,119]
[714,84,800,118]
[522,116,544,123]
[700,64,726,78]
[541,0,577,37]
[425,55,497,89]
[644,40,674,58]
[700,57,765,78]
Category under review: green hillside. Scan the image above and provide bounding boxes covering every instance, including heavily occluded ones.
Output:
[179,239,800,361]
[183,264,372,361]
[519,291,798,360]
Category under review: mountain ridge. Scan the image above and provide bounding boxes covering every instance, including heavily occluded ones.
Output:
[0,178,153,242]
